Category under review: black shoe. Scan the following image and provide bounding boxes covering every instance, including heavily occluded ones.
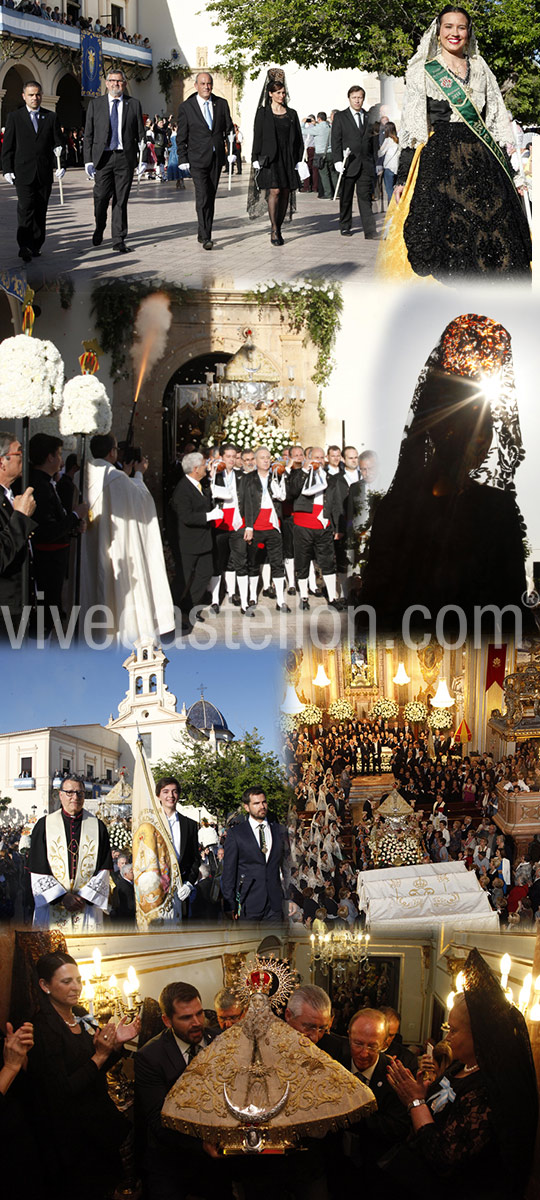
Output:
[300,599,310,611]
[309,587,324,597]
[113,243,129,253]
[18,247,32,263]
[277,232,284,245]
[228,594,241,606]
[195,612,206,623]
[340,229,353,237]
[262,586,276,599]
[92,229,104,247]
[246,599,257,610]
[276,603,291,614]
[203,240,213,250]
[241,606,256,618]
[32,249,41,257]
[287,586,296,595]
[328,598,346,611]
[209,604,220,615]
[270,233,280,246]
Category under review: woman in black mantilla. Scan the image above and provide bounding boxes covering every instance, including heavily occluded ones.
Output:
[27,951,140,1200]
[360,314,529,630]
[248,69,306,245]
[383,948,538,1200]
[380,6,531,279]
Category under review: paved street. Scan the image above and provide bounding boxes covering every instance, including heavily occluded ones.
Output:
[1,170,383,291]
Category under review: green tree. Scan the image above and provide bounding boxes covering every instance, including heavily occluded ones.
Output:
[0,795,12,816]
[153,729,292,822]
[207,0,540,121]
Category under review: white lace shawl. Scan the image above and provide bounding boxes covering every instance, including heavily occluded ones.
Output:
[399,20,513,151]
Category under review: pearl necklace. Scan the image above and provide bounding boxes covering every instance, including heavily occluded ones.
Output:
[463,1063,478,1073]
[63,1013,78,1028]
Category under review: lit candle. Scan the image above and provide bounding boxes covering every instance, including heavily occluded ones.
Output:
[92,948,102,978]
[447,991,455,1013]
[500,953,511,991]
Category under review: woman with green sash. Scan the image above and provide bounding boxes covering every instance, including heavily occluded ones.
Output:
[387,6,531,279]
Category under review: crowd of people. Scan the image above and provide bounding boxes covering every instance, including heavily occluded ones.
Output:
[286,716,540,928]
[0,2,151,44]
[0,428,378,641]
[1,958,537,1200]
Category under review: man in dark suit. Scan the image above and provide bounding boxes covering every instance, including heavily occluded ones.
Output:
[2,79,64,262]
[177,71,234,249]
[221,786,289,921]
[156,777,201,919]
[0,431,36,632]
[83,67,145,253]
[344,1008,409,1182]
[28,432,87,630]
[134,981,220,1200]
[331,85,377,239]
[169,450,223,630]
[285,984,349,1065]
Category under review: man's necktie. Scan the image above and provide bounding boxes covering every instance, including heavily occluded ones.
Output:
[31,111,39,134]
[109,99,120,150]
[258,823,267,854]
[187,1043,200,1062]
[204,100,213,130]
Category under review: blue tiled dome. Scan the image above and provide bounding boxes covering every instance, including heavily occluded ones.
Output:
[187,699,229,732]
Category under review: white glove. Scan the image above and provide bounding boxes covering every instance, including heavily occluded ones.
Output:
[55,167,66,179]
[85,163,95,180]
[177,882,193,901]
[334,161,345,174]
[53,145,63,156]
[136,164,147,177]
[4,173,15,185]
[179,162,190,171]
[139,138,146,154]
[296,161,310,181]
[252,160,260,170]
[227,154,236,163]
[206,507,224,522]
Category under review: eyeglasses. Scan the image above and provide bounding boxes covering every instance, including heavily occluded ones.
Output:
[297,1022,330,1035]
[61,789,84,798]
[350,1040,381,1052]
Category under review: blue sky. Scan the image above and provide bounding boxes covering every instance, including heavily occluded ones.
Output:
[0,646,285,752]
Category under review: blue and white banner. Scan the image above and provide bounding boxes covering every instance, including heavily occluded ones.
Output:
[81,31,102,97]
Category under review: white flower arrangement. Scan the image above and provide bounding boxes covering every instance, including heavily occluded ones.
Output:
[327,699,355,721]
[404,701,428,723]
[370,697,399,720]
[60,374,112,436]
[294,703,323,727]
[427,709,454,731]
[371,831,423,867]
[107,822,132,851]
[280,713,298,733]
[0,334,64,419]
[220,410,291,455]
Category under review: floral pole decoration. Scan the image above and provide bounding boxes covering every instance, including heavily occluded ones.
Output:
[427,709,454,732]
[59,340,112,610]
[294,704,323,728]
[0,290,65,606]
[369,698,399,721]
[403,701,428,724]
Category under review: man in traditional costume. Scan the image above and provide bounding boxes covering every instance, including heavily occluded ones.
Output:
[29,776,112,930]
[81,432,175,644]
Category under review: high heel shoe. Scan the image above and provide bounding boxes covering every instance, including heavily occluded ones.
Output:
[270,228,280,246]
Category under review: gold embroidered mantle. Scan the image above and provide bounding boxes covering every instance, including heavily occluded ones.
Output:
[45,808,99,892]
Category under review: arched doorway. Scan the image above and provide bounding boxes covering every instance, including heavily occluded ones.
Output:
[162,351,231,503]
[1,65,39,124]
[56,74,84,140]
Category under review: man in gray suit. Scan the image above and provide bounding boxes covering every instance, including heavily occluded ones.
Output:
[83,68,145,253]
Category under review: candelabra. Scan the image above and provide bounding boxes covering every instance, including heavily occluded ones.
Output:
[310,929,370,981]
[276,366,305,441]
[203,363,237,442]
[445,953,540,1027]
[79,949,142,1023]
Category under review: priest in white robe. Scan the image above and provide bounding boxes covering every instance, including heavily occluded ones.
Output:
[29,776,113,931]
[81,433,175,645]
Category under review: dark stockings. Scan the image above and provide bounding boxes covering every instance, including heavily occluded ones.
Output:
[267,187,290,233]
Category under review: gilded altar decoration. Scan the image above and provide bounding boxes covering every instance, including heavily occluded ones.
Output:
[491,663,540,732]
[162,957,375,1152]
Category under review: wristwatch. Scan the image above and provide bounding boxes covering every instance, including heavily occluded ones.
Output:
[407,1098,428,1111]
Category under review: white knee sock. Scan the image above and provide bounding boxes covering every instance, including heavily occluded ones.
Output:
[285,558,296,589]
[298,578,309,600]
[262,563,272,589]
[249,576,259,603]
[209,576,221,606]
[323,574,337,602]
[225,570,236,597]
[308,562,317,592]
[275,577,285,605]
[238,575,249,609]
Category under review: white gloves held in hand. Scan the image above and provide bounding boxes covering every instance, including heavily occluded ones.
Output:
[207,507,224,522]
[85,163,95,180]
[296,161,310,181]
[177,883,193,901]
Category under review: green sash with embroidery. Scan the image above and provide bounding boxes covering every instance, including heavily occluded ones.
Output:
[425,58,515,185]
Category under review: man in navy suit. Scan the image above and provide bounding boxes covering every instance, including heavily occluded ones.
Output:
[134,981,220,1200]
[177,71,234,249]
[221,786,289,921]
[343,1008,409,1183]
[331,85,377,239]
[2,79,64,262]
[83,68,145,252]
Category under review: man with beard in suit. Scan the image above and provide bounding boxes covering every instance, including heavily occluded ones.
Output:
[221,786,289,921]
[2,79,64,262]
[156,778,201,919]
[177,71,234,249]
[343,1008,409,1185]
[0,431,36,632]
[331,85,377,239]
[134,981,222,1200]
[83,68,145,253]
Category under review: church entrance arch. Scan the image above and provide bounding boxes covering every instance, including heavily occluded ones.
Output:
[1,65,39,124]
[162,350,231,505]
[56,73,84,138]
